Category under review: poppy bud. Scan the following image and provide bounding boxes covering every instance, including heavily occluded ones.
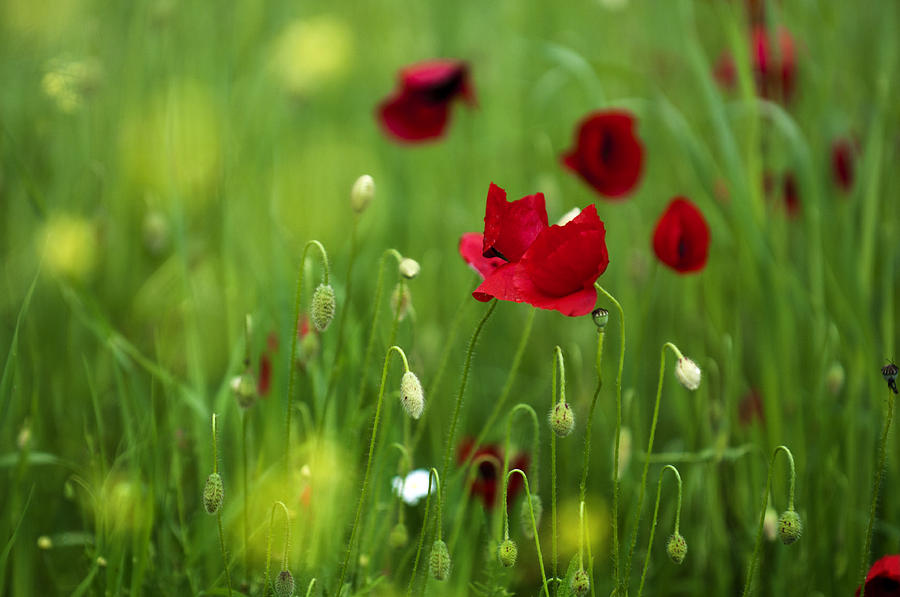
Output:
[429,539,451,581]
[203,473,224,514]
[274,569,295,597]
[777,509,802,545]
[826,362,845,396]
[389,522,408,548]
[497,539,518,567]
[549,402,575,437]
[592,307,609,329]
[674,357,701,391]
[399,258,421,279]
[666,533,687,564]
[310,283,336,332]
[882,363,899,394]
[230,372,257,409]
[521,494,543,539]
[390,283,413,322]
[571,569,590,596]
[400,371,425,420]
[37,536,53,550]
[351,174,375,213]
[764,507,778,542]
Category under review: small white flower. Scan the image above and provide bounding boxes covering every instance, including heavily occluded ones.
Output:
[391,469,434,505]
[556,207,581,227]
[399,258,421,280]
[674,357,701,391]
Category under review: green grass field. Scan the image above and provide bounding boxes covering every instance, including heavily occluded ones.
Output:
[1,0,899,595]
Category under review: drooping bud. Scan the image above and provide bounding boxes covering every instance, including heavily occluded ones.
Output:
[521,494,543,539]
[429,539,451,581]
[400,371,425,420]
[274,569,295,597]
[230,371,257,409]
[592,307,609,329]
[498,539,518,567]
[351,174,375,213]
[616,427,633,480]
[549,402,575,437]
[310,283,336,332]
[666,533,687,564]
[777,509,802,545]
[203,472,224,514]
[389,522,409,548]
[571,569,590,596]
[674,357,702,391]
[398,258,421,279]
[390,283,413,322]
[763,507,778,541]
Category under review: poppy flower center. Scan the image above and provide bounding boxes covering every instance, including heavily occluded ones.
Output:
[677,237,688,260]
[600,131,616,164]
[421,71,465,103]
[478,460,497,480]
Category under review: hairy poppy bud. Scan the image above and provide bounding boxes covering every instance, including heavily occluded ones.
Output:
[521,494,543,539]
[310,283,336,332]
[400,371,425,420]
[764,507,778,542]
[230,372,257,409]
[389,522,408,548]
[399,258,421,279]
[674,357,701,391]
[550,402,575,437]
[429,539,451,581]
[592,307,609,329]
[351,174,375,213]
[498,539,518,567]
[666,533,687,564]
[203,473,224,514]
[778,509,802,545]
[274,569,295,597]
[571,569,590,596]
[391,283,413,322]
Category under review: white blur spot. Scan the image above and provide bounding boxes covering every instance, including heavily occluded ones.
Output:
[392,468,434,505]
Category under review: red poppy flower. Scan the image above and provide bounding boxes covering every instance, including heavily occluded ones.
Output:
[831,138,856,192]
[482,182,548,261]
[715,26,797,102]
[457,437,529,510]
[652,197,710,274]
[561,110,644,198]
[856,554,900,597]
[377,60,475,143]
[472,201,610,317]
[459,232,506,279]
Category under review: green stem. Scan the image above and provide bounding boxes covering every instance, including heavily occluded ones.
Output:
[448,453,503,551]
[216,511,233,597]
[285,240,331,473]
[595,283,625,595]
[637,465,682,597]
[741,445,796,597]
[499,404,540,541]
[551,346,565,580]
[336,345,409,596]
[211,413,218,474]
[859,393,894,597]
[407,469,440,597]
[263,501,290,597]
[506,469,550,597]
[578,326,606,575]
[242,412,249,586]
[305,579,317,597]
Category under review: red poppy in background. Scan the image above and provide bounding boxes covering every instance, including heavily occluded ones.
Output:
[652,197,710,273]
[831,138,856,192]
[562,110,644,198]
[763,172,800,216]
[377,60,475,142]
[714,26,797,102]
[482,182,549,261]
[459,232,506,279]
[457,437,529,510]
[738,389,764,427]
[258,352,273,396]
[856,554,900,597]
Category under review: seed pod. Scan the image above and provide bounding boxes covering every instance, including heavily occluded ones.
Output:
[497,539,518,567]
[429,539,451,581]
[592,307,609,329]
[549,402,575,437]
[274,569,295,597]
[389,522,409,549]
[203,473,224,514]
[521,494,543,539]
[310,283,336,332]
[400,371,425,420]
[666,533,687,564]
[351,174,375,213]
[571,569,590,596]
[778,509,802,545]
[674,357,702,391]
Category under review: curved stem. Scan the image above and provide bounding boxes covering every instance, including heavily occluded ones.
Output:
[263,501,290,597]
[336,345,408,596]
[551,346,565,579]
[500,404,540,540]
[285,240,331,473]
[637,465,682,597]
[305,578,317,597]
[448,453,503,551]
[507,469,550,597]
[407,469,440,597]
[595,283,625,594]
[741,445,796,597]
[859,393,894,597]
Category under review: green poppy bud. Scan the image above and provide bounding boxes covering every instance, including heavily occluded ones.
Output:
[666,532,687,564]
[521,494,543,539]
[389,522,408,549]
[310,283,336,332]
[203,472,224,514]
[550,402,575,437]
[274,569,295,597]
[429,539,450,581]
[400,371,425,420]
[571,569,590,596]
[778,509,802,545]
[497,539,517,568]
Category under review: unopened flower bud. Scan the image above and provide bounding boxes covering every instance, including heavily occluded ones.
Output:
[571,569,590,596]
[592,308,609,329]
[763,507,778,541]
[274,569,295,597]
[825,362,845,396]
[498,539,518,567]
[400,371,425,420]
[203,472,224,514]
[666,533,687,564]
[391,283,413,322]
[96,556,107,567]
[550,402,575,437]
[351,174,375,213]
[674,357,701,391]
[230,372,257,409]
[37,536,53,550]
[521,494,543,539]
[429,539,450,581]
[778,509,802,545]
[882,363,899,394]
[389,522,408,548]
[399,258,420,279]
[310,283,335,332]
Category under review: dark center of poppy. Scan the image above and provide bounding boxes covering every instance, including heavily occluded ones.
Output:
[600,131,616,164]
[677,237,688,261]
[422,70,464,103]
[478,460,497,480]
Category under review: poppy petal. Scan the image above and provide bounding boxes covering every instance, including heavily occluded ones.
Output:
[652,197,710,273]
[459,232,505,279]
[482,182,549,261]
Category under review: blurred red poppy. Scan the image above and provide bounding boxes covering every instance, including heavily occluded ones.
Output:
[377,60,475,142]
[561,110,644,198]
[459,232,506,279]
[831,138,856,192]
[258,353,272,396]
[652,197,710,273]
[856,554,900,597]
[457,437,529,510]
[738,389,764,426]
[714,26,797,102]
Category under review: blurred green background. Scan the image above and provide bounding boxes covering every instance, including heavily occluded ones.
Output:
[1,0,899,595]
